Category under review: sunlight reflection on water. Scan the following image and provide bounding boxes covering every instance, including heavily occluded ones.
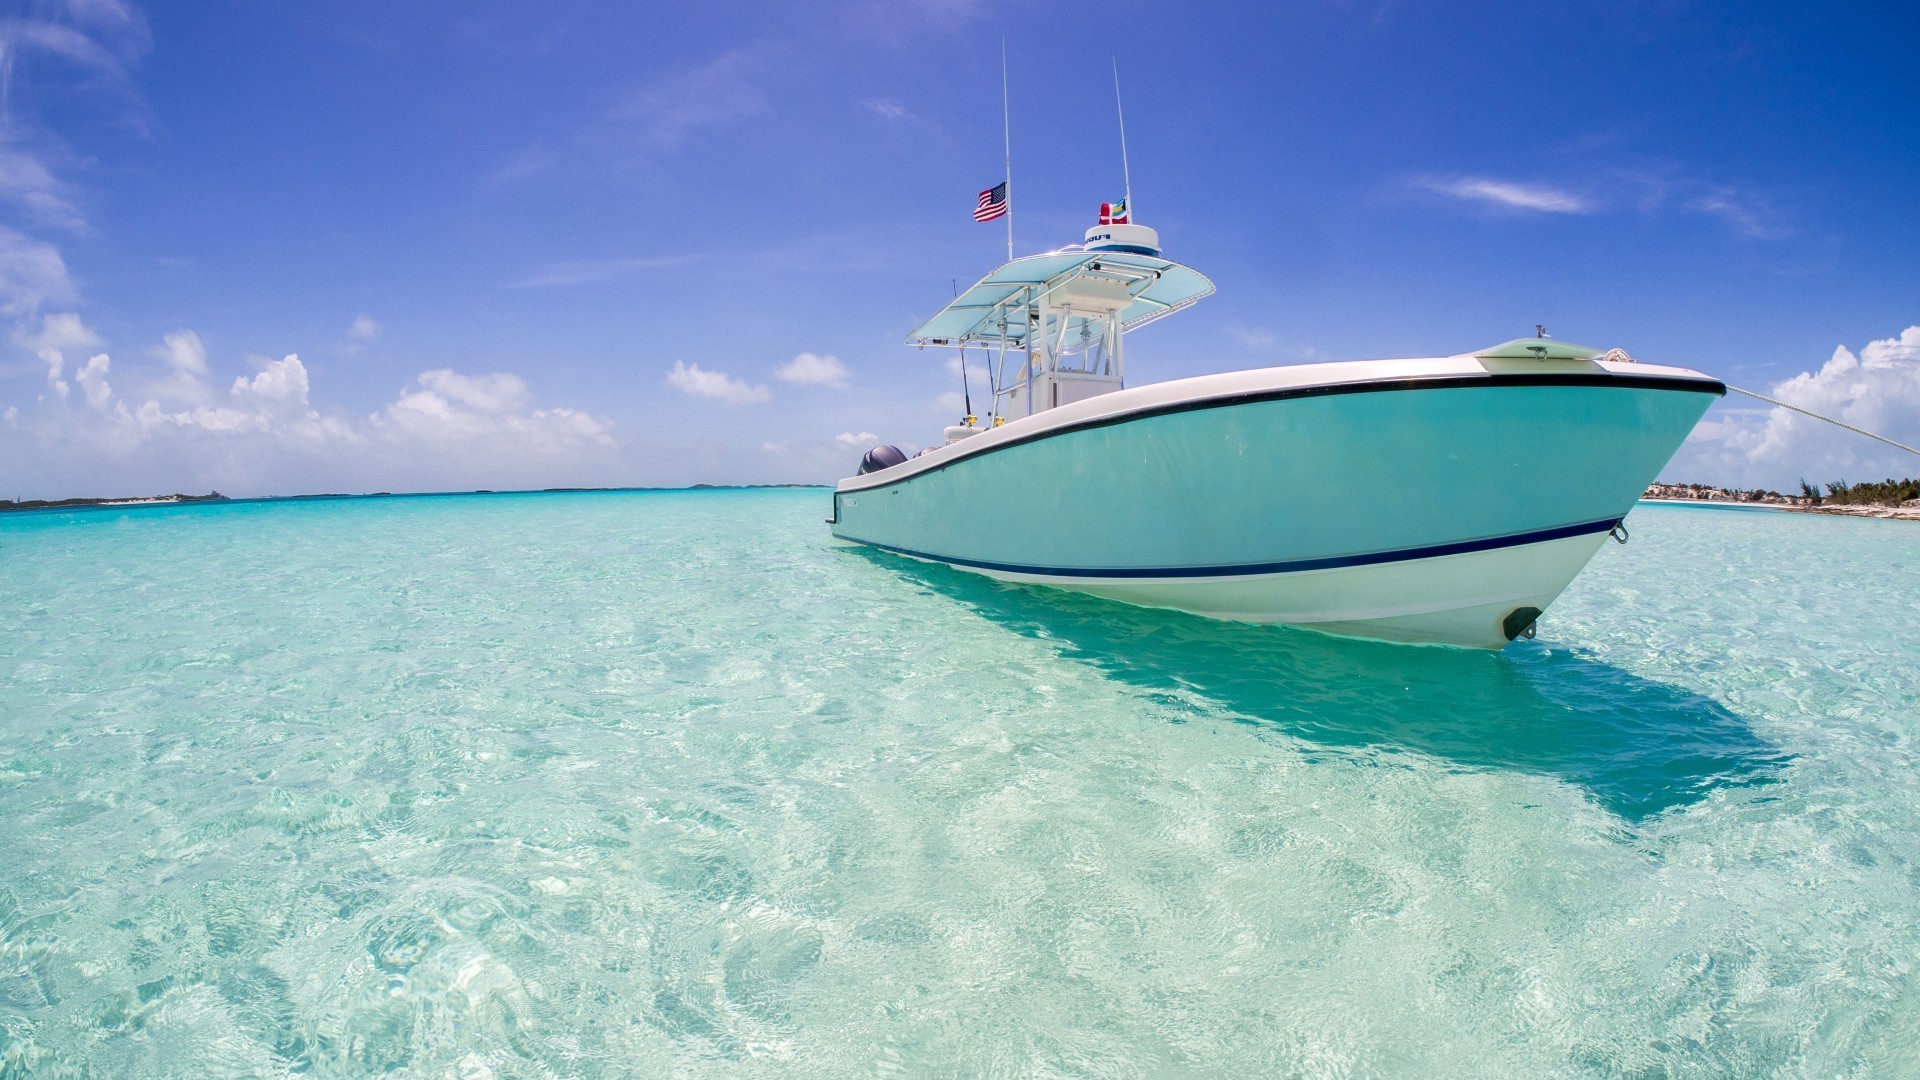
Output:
[1,493,1916,1075]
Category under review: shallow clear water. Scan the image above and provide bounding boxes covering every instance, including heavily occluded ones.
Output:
[2,491,1917,1076]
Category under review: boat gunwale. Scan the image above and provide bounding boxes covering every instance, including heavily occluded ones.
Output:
[833,367,1727,500]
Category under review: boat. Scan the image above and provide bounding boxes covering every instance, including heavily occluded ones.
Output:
[829,217,1724,648]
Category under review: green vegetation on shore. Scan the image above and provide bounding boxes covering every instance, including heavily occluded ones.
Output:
[0,492,227,512]
[1810,478,1920,506]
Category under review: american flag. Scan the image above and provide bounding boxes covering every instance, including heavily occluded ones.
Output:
[974,181,1008,222]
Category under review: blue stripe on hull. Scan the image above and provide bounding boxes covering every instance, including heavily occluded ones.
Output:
[847,517,1621,579]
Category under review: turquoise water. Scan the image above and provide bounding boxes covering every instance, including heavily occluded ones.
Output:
[2,491,1917,1076]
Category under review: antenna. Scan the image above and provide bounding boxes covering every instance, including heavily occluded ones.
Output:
[1001,39,1014,261]
[1112,58,1132,216]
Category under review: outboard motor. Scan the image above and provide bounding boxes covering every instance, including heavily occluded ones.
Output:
[858,444,908,474]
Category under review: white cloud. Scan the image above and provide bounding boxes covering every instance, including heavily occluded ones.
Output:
[0,145,86,232]
[122,354,320,437]
[74,351,111,408]
[612,47,773,151]
[1225,324,1278,350]
[861,97,907,120]
[152,328,207,374]
[3,405,16,423]
[774,351,850,387]
[378,371,611,452]
[759,431,906,478]
[23,311,100,352]
[136,329,215,404]
[1665,325,1920,489]
[1688,188,1791,240]
[232,354,312,406]
[0,227,77,314]
[665,359,769,405]
[1419,177,1593,214]
[348,314,381,340]
[3,339,619,497]
[18,311,99,399]
[414,368,528,413]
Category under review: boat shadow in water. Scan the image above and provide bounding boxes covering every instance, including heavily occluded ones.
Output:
[850,548,1786,823]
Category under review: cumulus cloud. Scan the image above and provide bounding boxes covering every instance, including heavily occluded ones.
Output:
[759,430,905,478]
[1665,325,1920,489]
[1418,177,1593,214]
[378,369,611,452]
[3,337,619,497]
[348,314,381,340]
[132,328,217,404]
[232,353,313,405]
[152,328,206,374]
[18,311,99,398]
[774,351,850,387]
[414,368,528,413]
[132,354,328,437]
[23,310,100,353]
[665,359,769,405]
[73,351,111,408]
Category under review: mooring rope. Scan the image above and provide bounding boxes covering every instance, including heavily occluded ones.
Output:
[1725,384,1920,459]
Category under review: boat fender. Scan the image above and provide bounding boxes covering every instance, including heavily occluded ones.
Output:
[859,444,909,474]
[1502,606,1542,642]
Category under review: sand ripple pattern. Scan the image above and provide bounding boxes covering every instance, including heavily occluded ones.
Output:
[1,492,1916,1075]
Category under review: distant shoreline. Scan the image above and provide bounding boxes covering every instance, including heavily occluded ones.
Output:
[1644,483,1920,521]
[0,484,830,514]
[9,482,1916,522]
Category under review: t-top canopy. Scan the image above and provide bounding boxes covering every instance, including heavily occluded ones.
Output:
[906,249,1215,349]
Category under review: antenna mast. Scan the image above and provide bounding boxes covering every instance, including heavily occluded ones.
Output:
[1112,58,1132,216]
[1001,39,1014,261]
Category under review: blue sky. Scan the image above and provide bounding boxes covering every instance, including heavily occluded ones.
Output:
[1,0,1916,497]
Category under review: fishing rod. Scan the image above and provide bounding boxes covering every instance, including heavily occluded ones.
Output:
[954,278,974,422]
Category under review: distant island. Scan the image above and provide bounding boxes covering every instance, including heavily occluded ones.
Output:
[0,485,832,513]
[0,491,230,512]
[8,481,1913,521]
[1646,479,1920,521]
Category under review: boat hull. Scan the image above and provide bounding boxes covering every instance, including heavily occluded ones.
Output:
[832,358,1722,647]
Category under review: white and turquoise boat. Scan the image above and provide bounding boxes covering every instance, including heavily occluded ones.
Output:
[831,219,1723,648]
